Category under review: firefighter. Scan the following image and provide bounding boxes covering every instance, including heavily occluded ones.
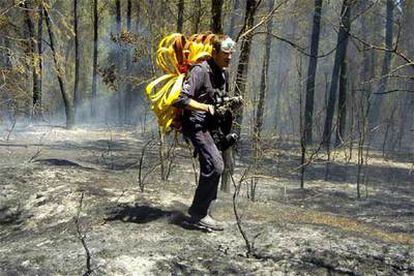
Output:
[173,35,236,231]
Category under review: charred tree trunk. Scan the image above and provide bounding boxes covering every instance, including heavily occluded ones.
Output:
[192,0,202,33]
[125,0,133,124]
[228,0,241,38]
[23,2,41,119]
[394,0,414,151]
[211,0,224,34]
[322,0,351,148]
[115,0,123,124]
[127,0,132,30]
[44,5,74,129]
[234,0,258,137]
[36,2,43,118]
[251,0,274,197]
[369,0,394,128]
[91,0,98,118]
[221,0,258,192]
[335,57,348,146]
[177,0,184,33]
[254,0,273,156]
[303,0,323,145]
[73,0,80,116]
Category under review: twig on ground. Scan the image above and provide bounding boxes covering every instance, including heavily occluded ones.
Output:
[165,134,178,180]
[138,137,156,192]
[28,127,53,162]
[74,192,93,276]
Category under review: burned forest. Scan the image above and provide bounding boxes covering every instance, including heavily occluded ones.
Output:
[0,0,413,275]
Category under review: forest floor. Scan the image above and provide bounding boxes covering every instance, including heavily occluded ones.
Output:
[0,125,413,275]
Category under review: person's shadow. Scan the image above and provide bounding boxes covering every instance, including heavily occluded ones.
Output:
[104,203,210,232]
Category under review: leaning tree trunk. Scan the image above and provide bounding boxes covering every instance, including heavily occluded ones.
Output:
[73,0,80,116]
[322,0,351,148]
[177,0,184,33]
[303,0,323,145]
[44,5,74,129]
[91,0,98,118]
[211,0,224,34]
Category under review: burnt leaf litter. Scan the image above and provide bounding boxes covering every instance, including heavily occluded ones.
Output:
[0,126,413,275]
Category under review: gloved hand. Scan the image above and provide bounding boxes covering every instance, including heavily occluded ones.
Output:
[207,104,215,115]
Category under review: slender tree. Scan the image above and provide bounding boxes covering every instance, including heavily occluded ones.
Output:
[322,0,351,147]
[192,0,202,33]
[369,0,394,127]
[91,0,98,118]
[125,0,133,123]
[394,0,414,149]
[303,0,323,144]
[115,0,123,124]
[234,0,259,136]
[228,0,241,38]
[177,0,184,33]
[254,0,274,153]
[23,2,41,119]
[73,0,80,115]
[335,56,348,145]
[222,0,258,192]
[250,0,274,199]
[36,1,43,118]
[211,0,224,33]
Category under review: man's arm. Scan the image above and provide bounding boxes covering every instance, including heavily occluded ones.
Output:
[173,66,215,114]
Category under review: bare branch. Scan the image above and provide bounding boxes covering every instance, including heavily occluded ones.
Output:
[74,192,93,276]
[237,0,289,42]
[373,89,414,95]
[347,30,414,67]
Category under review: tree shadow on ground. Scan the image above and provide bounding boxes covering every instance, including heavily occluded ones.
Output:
[104,203,210,232]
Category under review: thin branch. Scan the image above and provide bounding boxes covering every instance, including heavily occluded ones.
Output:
[231,169,254,257]
[347,30,413,67]
[0,2,21,16]
[254,31,337,58]
[373,89,414,95]
[237,0,289,42]
[138,137,156,192]
[74,193,93,276]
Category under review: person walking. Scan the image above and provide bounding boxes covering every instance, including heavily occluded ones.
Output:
[173,34,236,231]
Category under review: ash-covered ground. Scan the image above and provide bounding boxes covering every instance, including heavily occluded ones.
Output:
[0,125,413,275]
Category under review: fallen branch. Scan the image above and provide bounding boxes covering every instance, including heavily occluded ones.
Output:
[33,158,100,170]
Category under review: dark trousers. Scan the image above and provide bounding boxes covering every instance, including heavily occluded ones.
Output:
[186,129,224,218]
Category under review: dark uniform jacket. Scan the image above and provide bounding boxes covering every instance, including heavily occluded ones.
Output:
[173,58,229,132]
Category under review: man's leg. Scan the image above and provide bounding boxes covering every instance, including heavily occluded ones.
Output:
[188,130,224,219]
